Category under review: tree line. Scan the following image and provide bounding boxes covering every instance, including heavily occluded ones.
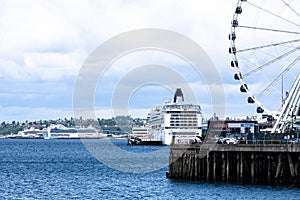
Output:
[0,116,145,135]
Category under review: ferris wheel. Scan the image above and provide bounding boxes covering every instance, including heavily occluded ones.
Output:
[229,0,300,133]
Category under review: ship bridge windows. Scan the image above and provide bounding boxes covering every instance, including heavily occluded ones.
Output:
[171,114,199,118]
[170,119,198,122]
[165,126,201,130]
[166,111,200,114]
[169,122,199,127]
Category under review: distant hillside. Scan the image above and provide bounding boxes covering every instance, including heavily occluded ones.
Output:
[0,116,145,135]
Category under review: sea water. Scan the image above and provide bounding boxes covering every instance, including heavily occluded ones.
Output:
[0,139,299,199]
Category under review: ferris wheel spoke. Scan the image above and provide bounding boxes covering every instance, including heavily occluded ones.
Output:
[257,55,300,99]
[244,45,300,78]
[238,25,300,35]
[246,1,300,28]
[237,39,300,53]
[280,0,300,19]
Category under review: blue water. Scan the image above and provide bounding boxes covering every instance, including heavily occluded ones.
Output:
[0,139,299,199]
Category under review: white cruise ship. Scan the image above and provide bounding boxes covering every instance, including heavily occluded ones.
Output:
[148,88,202,145]
[43,124,104,139]
[43,124,78,139]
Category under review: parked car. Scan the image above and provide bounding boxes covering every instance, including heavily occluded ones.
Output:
[222,137,238,144]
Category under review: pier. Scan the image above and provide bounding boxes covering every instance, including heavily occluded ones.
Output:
[167,143,300,185]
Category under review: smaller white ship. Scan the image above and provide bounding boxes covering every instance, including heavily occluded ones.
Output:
[127,126,162,145]
[9,127,46,139]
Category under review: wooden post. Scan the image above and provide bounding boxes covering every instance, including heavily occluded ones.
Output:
[240,152,243,181]
[236,153,240,182]
[295,156,300,183]
[200,156,207,180]
[267,155,271,183]
[288,153,295,177]
[213,152,216,181]
[190,153,194,179]
[179,154,182,179]
[295,161,299,176]
[222,153,226,181]
[275,153,282,180]
[227,152,230,181]
[174,153,178,179]
[195,153,198,179]
[184,154,188,179]
[206,152,210,181]
[251,153,255,182]
[295,161,299,183]
[257,154,261,182]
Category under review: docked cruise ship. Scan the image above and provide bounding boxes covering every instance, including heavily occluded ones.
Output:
[148,88,202,145]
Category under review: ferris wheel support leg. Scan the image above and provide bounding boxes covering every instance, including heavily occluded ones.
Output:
[271,74,300,133]
[280,92,300,132]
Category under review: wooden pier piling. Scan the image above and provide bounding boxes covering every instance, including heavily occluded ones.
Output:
[167,143,300,185]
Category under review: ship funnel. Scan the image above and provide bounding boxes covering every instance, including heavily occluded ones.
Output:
[173,88,184,103]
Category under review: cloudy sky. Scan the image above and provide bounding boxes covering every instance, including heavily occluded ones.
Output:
[1,0,296,122]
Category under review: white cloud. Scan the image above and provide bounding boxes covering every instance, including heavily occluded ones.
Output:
[23,51,85,81]
[0,106,73,122]
[0,51,85,81]
[0,0,237,82]
[0,1,83,51]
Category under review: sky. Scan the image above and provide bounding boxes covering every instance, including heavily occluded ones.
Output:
[0,0,298,122]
